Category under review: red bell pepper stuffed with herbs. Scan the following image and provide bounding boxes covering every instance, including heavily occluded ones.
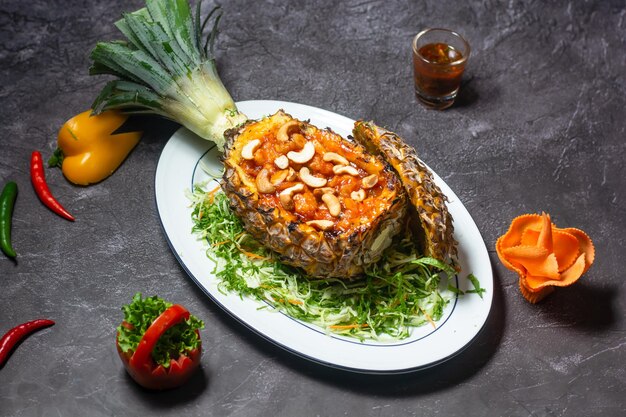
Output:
[116,293,204,390]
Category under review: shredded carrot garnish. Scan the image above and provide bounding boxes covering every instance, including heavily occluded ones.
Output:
[206,186,221,204]
[419,307,437,329]
[240,249,269,260]
[274,298,303,305]
[329,323,369,330]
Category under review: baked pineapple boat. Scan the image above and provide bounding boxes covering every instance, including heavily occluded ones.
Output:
[222,111,456,278]
[222,111,407,278]
[89,0,458,278]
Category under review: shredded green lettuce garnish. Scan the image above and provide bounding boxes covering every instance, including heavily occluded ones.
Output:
[117,293,204,367]
[466,273,486,298]
[190,185,461,341]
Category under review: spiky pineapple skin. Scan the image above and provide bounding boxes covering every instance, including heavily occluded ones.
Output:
[221,112,407,278]
[352,121,458,267]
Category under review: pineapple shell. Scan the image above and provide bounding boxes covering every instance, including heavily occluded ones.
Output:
[352,121,458,268]
[221,111,407,278]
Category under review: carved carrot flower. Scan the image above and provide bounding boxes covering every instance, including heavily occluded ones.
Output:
[496,213,595,303]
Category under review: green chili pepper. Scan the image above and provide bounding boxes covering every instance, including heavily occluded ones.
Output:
[0,181,18,258]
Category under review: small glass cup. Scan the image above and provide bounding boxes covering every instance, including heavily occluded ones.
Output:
[412,28,470,110]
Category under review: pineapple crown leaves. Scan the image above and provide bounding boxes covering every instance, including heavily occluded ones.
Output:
[89,0,224,115]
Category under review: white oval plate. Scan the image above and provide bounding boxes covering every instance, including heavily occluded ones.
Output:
[155,100,493,374]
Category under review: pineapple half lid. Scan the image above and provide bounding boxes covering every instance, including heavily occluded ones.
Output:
[353,121,458,270]
[221,111,458,278]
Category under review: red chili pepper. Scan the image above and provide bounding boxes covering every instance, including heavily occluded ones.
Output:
[116,305,201,390]
[30,151,75,221]
[0,319,55,367]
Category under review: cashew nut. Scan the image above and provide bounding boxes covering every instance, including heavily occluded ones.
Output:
[332,165,359,176]
[361,174,378,189]
[323,152,349,166]
[274,155,289,169]
[255,168,276,194]
[306,220,334,231]
[322,193,341,217]
[299,167,327,188]
[241,139,261,160]
[279,183,305,210]
[277,120,300,142]
[351,189,366,202]
[287,142,315,164]
[285,167,297,181]
[271,169,289,186]
[313,187,336,196]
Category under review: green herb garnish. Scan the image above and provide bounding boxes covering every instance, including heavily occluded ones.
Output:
[465,273,486,298]
[117,293,204,367]
[190,186,467,341]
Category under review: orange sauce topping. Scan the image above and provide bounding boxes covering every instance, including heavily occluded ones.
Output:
[238,119,394,232]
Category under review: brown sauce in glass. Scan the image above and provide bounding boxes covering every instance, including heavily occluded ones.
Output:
[418,42,463,64]
[413,42,465,98]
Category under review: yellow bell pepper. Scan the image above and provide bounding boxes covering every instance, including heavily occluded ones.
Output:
[50,110,142,185]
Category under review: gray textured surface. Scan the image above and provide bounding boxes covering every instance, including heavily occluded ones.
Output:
[1,0,625,416]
